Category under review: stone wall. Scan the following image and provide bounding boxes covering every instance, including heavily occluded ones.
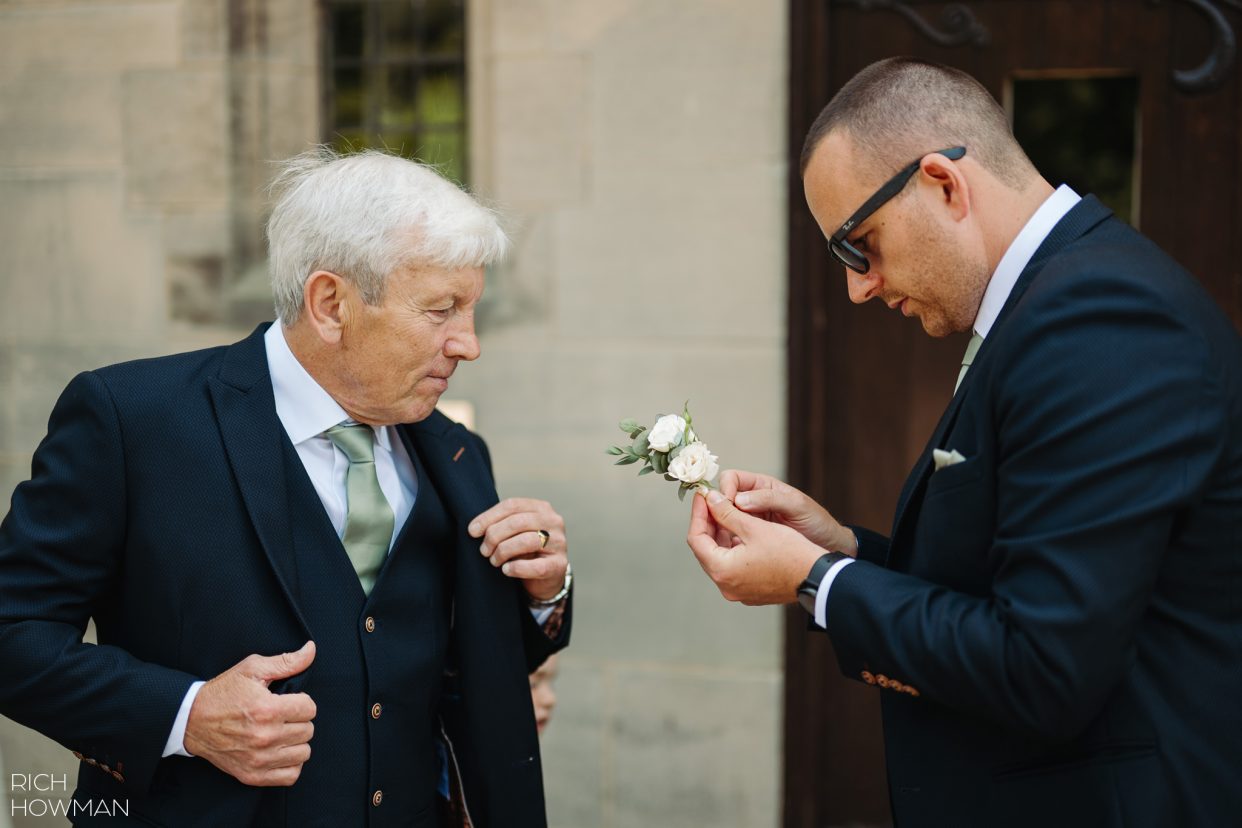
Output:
[463,2,788,826]
[0,1,788,825]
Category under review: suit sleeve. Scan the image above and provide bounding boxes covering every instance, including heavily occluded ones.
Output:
[470,432,571,671]
[0,371,198,791]
[824,273,1231,740]
[849,525,890,566]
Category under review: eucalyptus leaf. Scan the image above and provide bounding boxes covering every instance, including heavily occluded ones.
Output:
[638,466,655,476]
[651,451,669,474]
[677,485,688,502]
[619,419,640,433]
[606,446,624,455]
[631,432,650,456]
[615,455,639,466]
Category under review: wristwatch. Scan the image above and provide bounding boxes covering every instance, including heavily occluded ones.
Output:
[796,552,849,616]
[528,562,573,608]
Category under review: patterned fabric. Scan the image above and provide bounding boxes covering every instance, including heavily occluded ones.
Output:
[539,595,569,641]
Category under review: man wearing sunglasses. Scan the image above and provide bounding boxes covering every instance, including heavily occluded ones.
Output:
[688,57,1242,826]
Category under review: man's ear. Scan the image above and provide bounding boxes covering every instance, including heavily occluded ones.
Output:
[302,270,350,344]
[919,153,971,223]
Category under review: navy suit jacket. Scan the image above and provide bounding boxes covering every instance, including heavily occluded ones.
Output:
[826,197,1242,826]
[0,324,568,825]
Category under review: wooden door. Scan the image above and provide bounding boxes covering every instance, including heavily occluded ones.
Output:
[785,2,1242,825]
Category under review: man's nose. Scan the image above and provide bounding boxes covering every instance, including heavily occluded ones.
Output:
[846,268,882,304]
[446,318,481,361]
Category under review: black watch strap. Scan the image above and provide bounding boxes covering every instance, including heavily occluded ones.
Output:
[796,551,849,615]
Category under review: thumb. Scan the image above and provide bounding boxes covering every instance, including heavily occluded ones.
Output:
[254,641,316,682]
[704,490,759,539]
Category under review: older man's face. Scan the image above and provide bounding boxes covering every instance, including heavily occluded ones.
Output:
[336,264,484,425]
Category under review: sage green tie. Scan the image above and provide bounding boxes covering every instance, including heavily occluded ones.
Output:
[324,423,394,596]
[955,332,984,393]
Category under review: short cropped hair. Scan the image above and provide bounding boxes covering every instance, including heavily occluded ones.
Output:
[266,146,509,324]
[800,57,1036,189]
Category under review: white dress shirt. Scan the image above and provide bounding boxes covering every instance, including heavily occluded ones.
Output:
[164,322,551,756]
[813,185,1082,629]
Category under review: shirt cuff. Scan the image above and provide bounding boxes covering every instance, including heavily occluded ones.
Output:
[813,557,855,629]
[530,604,556,626]
[163,680,206,758]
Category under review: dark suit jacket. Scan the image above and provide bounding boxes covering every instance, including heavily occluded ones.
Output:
[0,324,568,826]
[825,197,1242,826]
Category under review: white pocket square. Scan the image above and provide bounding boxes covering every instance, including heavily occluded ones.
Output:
[932,448,967,471]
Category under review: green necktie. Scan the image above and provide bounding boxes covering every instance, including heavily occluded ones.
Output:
[955,331,984,393]
[324,423,394,596]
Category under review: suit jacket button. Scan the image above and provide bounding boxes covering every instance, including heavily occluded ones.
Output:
[99,763,111,773]
[72,751,84,760]
[111,771,125,783]
[860,671,876,685]
[371,702,383,719]
[365,616,376,633]
[876,674,891,688]
[372,790,383,807]
[908,687,920,697]
[86,758,98,767]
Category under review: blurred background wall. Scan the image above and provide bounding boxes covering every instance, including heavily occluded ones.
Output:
[0,1,788,826]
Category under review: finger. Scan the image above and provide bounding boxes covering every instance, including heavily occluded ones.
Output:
[273,721,315,748]
[498,554,562,581]
[719,469,770,500]
[719,469,742,500]
[703,490,759,539]
[468,498,552,538]
[488,530,550,567]
[266,743,312,770]
[255,762,305,787]
[271,692,317,723]
[686,495,725,568]
[251,641,316,683]
[734,487,787,514]
[480,511,546,557]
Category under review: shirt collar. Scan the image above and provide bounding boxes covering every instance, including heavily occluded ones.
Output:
[264,322,393,450]
[972,184,1081,339]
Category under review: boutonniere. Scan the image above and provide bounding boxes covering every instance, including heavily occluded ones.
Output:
[606,402,720,501]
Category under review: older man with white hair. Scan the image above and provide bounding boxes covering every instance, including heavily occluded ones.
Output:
[0,148,571,827]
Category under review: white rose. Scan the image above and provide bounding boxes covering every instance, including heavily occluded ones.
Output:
[668,442,719,485]
[647,414,688,453]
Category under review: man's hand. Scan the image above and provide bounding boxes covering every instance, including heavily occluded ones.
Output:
[687,490,825,606]
[184,641,317,787]
[469,498,569,602]
[720,469,858,555]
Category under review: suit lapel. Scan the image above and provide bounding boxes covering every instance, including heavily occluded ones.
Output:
[399,414,521,649]
[886,196,1114,563]
[400,414,499,529]
[207,324,311,636]
[889,388,970,550]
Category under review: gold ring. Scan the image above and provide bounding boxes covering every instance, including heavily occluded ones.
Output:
[537,529,550,549]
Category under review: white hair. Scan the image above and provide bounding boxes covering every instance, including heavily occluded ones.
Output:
[266,146,509,324]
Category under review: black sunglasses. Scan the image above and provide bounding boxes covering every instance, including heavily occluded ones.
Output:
[828,146,967,274]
